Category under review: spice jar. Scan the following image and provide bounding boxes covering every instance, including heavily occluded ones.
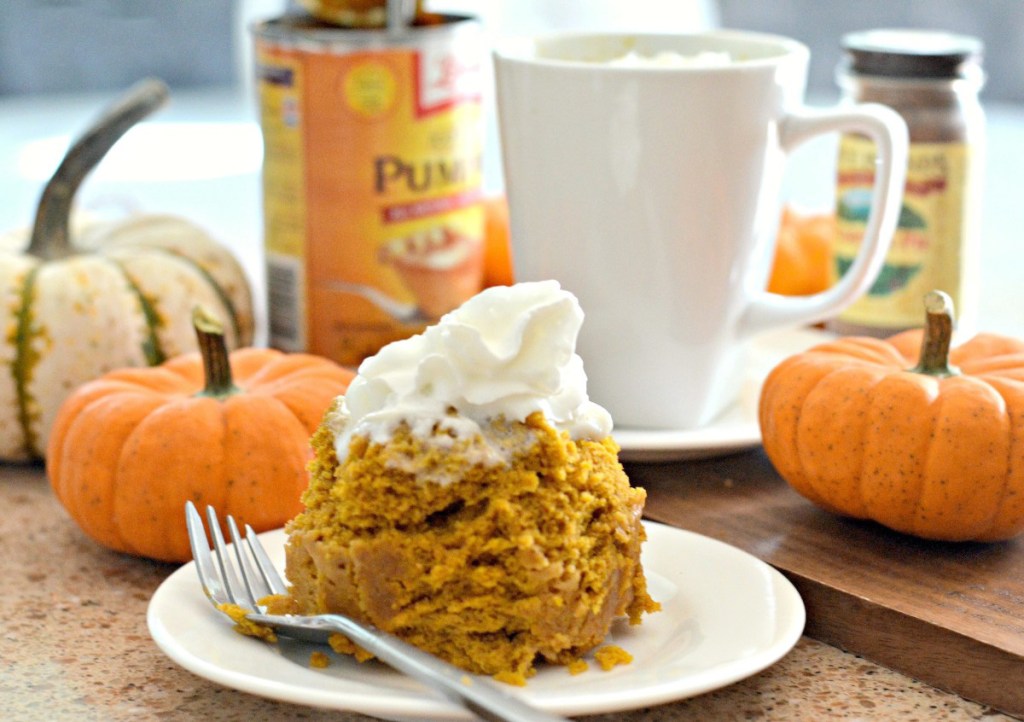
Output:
[830,28,985,337]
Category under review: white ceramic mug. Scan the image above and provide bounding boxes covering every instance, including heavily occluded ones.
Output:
[494,30,908,430]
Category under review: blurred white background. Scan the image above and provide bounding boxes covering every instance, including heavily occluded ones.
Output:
[1,1,1020,100]
[0,0,1021,338]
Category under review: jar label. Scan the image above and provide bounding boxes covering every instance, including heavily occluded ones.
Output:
[834,137,970,329]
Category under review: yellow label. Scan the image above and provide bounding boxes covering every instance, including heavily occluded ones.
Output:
[255,31,485,365]
[834,137,970,329]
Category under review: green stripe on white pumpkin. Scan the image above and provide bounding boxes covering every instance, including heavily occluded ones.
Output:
[117,266,167,367]
[2,258,39,460]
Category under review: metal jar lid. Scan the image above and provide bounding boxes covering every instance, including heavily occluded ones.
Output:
[840,28,983,80]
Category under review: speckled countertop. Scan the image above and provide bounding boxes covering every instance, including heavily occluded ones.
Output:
[0,463,1013,722]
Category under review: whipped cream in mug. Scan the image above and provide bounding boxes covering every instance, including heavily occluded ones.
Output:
[606,49,732,67]
[328,281,612,461]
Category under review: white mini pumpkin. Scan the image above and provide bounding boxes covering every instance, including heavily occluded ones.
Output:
[0,79,254,461]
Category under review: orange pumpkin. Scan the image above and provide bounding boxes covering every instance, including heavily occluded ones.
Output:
[767,207,835,297]
[759,291,1024,542]
[47,308,354,562]
[482,195,514,288]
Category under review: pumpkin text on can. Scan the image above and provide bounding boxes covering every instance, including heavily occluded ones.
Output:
[253,14,485,365]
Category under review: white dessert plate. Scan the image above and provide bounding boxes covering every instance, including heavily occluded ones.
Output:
[148,521,805,721]
[613,326,835,462]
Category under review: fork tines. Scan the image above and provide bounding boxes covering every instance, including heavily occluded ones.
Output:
[184,501,287,613]
[182,503,570,722]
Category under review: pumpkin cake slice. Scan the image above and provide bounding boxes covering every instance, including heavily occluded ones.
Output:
[270,280,659,680]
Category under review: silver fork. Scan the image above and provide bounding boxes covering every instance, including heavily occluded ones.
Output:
[184,502,568,722]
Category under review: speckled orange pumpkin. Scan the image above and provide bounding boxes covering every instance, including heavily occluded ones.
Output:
[759,291,1024,542]
[47,309,354,562]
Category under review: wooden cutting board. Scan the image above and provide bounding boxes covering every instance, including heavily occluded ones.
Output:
[631,450,1024,718]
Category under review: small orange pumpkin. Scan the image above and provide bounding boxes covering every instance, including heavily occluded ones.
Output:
[759,291,1024,542]
[47,308,354,562]
[767,207,835,297]
[482,195,514,288]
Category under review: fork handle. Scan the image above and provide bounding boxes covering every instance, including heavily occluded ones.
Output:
[313,614,569,722]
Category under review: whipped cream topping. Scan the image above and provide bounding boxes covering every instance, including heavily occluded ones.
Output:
[330,280,613,460]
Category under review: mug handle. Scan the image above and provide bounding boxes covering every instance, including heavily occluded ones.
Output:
[735,103,909,338]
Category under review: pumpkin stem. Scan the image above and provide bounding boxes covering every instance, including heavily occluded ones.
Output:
[910,290,961,378]
[193,306,241,399]
[26,78,169,260]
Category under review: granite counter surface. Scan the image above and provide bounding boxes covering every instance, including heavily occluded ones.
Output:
[0,463,1012,722]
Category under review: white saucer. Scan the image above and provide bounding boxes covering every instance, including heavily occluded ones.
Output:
[148,521,804,720]
[613,326,835,463]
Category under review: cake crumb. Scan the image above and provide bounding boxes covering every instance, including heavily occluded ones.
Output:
[309,651,331,668]
[261,593,296,614]
[328,633,375,662]
[216,603,277,642]
[594,645,633,671]
[493,670,528,687]
[567,659,589,675]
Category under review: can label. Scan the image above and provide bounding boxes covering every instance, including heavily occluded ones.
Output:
[834,137,972,329]
[255,21,484,365]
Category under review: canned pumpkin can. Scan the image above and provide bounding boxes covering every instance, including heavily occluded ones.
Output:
[253,14,485,365]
